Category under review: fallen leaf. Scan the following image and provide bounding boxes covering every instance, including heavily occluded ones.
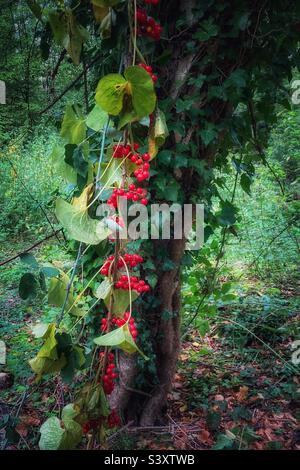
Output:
[237,385,249,402]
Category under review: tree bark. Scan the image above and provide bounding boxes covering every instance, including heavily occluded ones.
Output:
[111,238,186,426]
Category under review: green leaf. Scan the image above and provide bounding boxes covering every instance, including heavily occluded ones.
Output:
[213,433,235,450]
[99,157,124,187]
[29,355,67,380]
[47,10,68,46]
[148,109,169,158]
[31,323,51,339]
[48,272,84,317]
[240,173,252,195]
[39,404,82,450]
[19,273,37,300]
[207,410,221,431]
[200,124,217,146]
[194,19,218,41]
[39,417,65,450]
[217,200,237,226]
[55,185,111,245]
[19,253,39,269]
[94,323,148,359]
[224,69,247,89]
[104,288,139,315]
[40,265,60,278]
[26,0,42,19]
[51,145,77,185]
[47,9,88,65]
[92,0,121,5]
[65,144,88,177]
[124,66,156,118]
[196,319,210,337]
[96,279,112,299]
[86,104,108,131]
[37,324,58,360]
[155,177,180,202]
[95,74,127,115]
[61,105,86,144]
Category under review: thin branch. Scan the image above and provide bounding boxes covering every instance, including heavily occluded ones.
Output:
[0,229,63,267]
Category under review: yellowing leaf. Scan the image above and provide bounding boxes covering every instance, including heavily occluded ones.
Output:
[94,323,148,359]
[148,109,169,158]
[95,74,127,115]
[56,185,111,245]
[61,105,86,144]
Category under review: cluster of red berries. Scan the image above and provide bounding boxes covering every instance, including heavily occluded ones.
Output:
[100,352,118,395]
[139,62,157,83]
[101,312,138,340]
[107,186,148,208]
[107,409,121,428]
[100,253,144,276]
[82,409,121,433]
[145,0,160,5]
[115,275,150,293]
[136,9,162,41]
[82,418,100,434]
[112,142,139,159]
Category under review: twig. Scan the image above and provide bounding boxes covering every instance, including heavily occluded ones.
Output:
[0,229,63,267]
[37,54,104,116]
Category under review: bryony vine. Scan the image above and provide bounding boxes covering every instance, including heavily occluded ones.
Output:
[27,0,167,450]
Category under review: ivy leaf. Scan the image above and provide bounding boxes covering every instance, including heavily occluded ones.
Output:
[19,273,37,300]
[61,105,86,145]
[86,104,108,131]
[224,69,247,89]
[94,323,148,359]
[155,177,180,202]
[200,124,218,146]
[194,19,218,41]
[95,74,127,115]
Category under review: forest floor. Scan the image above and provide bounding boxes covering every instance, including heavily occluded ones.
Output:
[0,241,299,450]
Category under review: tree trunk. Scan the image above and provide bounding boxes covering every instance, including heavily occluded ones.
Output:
[110,238,186,426]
